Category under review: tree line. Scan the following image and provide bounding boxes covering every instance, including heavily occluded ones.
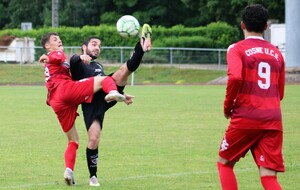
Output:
[0,0,285,29]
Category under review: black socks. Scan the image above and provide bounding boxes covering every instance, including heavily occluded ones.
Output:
[86,148,98,178]
[126,41,144,72]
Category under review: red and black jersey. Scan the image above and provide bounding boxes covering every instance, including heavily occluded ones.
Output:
[224,36,285,130]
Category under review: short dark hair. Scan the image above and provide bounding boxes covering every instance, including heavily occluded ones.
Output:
[242,4,269,33]
[81,36,101,53]
[41,32,59,49]
[82,36,101,46]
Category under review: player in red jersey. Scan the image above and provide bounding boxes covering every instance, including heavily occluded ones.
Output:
[217,4,285,190]
[39,32,125,186]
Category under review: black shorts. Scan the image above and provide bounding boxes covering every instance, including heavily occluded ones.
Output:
[81,85,125,131]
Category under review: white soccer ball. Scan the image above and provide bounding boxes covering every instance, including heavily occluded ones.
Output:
[116,15,140,38]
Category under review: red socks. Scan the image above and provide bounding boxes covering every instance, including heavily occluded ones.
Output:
[64,142,79,171]
[261,176,282,190]
[101,76,117,93]
[217,162,282,190]
[217,162,238,190]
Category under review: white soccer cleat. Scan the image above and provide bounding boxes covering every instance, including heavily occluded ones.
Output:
[89,176,100,187]
[64,168,76,186]
[105,90,126,103]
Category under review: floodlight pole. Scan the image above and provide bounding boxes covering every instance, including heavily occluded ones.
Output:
[52,0,59,27]
[285,0,300,67]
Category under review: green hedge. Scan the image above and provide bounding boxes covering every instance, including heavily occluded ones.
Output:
[0,22,240,48]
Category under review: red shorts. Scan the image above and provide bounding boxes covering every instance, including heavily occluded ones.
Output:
[48,78,94,132]
[218,126,285,172]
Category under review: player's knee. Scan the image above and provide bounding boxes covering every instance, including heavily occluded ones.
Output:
[93,76,105,92]
[94,76,104,85]
[88,137,99,149]
[259,166,277,176]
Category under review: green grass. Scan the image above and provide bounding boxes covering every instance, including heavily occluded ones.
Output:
[117,65,226,84]
[0,63,226,85]
[0,64,44,85]
[0,85,299,190]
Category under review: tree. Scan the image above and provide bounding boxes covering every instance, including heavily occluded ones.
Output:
[59,0,104,27]
[110,0,198,27]
[0,0,285,29]
[180,0,285,27]
[0,0,9,29]
[5,0,47,29]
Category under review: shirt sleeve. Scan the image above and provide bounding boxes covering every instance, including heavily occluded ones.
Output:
[69,54,84,81]
[224,44,243,115]
[278,55,285,101]
[48,50,66,65]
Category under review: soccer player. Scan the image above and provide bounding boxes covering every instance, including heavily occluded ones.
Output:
[217,4,285,190]
[69,24,152,186]
[39,32,126,186]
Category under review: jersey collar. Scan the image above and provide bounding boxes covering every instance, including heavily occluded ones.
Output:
[245,36,264,40]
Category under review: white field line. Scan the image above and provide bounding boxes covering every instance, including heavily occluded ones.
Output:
[103,168,255,181]
[0,182,54,189]
[0,168,254,189]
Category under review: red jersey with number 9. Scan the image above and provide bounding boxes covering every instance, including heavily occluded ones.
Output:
[224,36,285,130]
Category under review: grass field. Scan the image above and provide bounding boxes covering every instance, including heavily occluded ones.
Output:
[0,63,226,85]
[0,85,299,190]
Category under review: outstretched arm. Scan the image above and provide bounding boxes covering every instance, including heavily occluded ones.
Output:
[69,54,86,81]
[39,54,49,63]
[39,51,67,65]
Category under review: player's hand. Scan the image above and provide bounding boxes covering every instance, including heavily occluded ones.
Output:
[80,54,92,64]
[224,113,231,119]
[38,54,49,63]
[224,110,232,119]
[123,94,134,105]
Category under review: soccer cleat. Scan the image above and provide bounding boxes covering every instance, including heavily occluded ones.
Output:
[141,24,152,39]
[105,90,126,103]
[140,24,152,52]
[89,176,100,187]
[64,168,76,186]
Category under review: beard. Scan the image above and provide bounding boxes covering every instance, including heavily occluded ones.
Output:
[86,49,99,60]
[88,53,98,60]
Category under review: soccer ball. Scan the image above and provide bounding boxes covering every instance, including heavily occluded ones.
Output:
[116,15,140,38]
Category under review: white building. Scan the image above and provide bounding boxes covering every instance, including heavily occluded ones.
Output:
[0,37,35,63]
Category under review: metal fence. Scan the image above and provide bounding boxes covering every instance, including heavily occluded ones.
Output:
[0,46,227,68]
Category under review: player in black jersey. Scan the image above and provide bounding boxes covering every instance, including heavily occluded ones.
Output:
[69,24,152,186]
